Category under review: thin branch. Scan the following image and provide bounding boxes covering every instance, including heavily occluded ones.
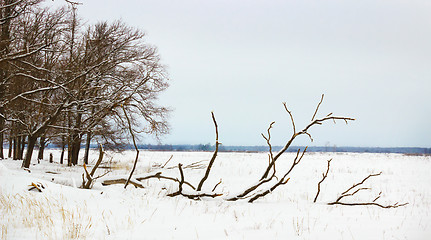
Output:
[161,155,173,168]
[341,172,382,196]
[123,106,140,189]
[311,94,324,122]
[82,145,105,189]
[135,171,196,190]
[283,102,295,134]
[167,163,185,197]
[196,112,220,191]
[313,158,332,203]
[328,201,408,209]
[328,172,408,208]
[212,179,222,192]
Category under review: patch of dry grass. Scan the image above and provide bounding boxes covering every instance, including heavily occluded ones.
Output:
[0,193,93,239]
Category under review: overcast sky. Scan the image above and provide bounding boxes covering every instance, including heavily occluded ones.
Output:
[52,0,430,147]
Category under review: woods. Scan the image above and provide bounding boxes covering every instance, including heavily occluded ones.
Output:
[0,0,169,167]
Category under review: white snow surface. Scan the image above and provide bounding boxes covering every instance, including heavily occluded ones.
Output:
[0,150,430,239]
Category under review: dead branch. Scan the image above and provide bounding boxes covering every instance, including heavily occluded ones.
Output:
[212,179,223,192]
[228,147,307,202]
[122,106,140,189]
[311,94,324,122]
[82,145,105,189]
[262,121,276,177]
[196,112,220,191]
[260,97,354,181]
[328,201,408,209]
[136,171,196,190]
[167,160,207,170]
[167,163,185,197]
[28,182,45,192]
[168,163,222,199]
[161,155,173,168]
[313,158,332,203]
[102,178,145,188]
[248,147,307,203]
[337,172,382,202]
[248,178,290,203]
[328,172,408,208]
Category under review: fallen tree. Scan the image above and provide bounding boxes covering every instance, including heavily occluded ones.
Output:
[95,95,407,207]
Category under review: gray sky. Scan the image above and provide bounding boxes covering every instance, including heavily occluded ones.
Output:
[55,0,431,147]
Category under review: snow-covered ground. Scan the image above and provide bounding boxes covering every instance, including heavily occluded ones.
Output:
[1,150,430,239]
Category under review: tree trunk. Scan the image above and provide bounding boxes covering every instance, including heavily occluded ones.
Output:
[67,135,72,166]
[60,136,65,164]
[0,0,12,160]
[70,109,82,165]
[37,136,46,160]
[71,133,81,165]
[0,127,3,159]
[83,132,91,164]
[8,135,12,158]
[22,135,37,168]
[19,135,25,159]
[13,137,18,160]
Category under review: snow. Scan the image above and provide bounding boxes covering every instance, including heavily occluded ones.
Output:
[1,150,430,239]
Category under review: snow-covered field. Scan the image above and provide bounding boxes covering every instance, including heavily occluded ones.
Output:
[0,150,430,239]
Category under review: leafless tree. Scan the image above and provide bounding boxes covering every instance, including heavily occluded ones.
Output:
[1,3,169,169]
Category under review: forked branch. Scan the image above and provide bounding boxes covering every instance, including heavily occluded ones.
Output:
[82,145,107,189]
[328,172,408,208]
[168,163,222,199]
[260,96,354,181]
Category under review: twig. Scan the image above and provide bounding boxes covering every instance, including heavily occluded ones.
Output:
[311,94,324,122]
[161,155,173,168]
[212,179,222,192]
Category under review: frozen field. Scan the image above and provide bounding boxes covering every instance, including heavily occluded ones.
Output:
[0,150,430,239]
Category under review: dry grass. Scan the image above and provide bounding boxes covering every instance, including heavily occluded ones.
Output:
[0,193,94,239]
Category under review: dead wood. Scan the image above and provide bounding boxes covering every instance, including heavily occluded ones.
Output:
[168,163,222,199]
[167,163,185,197]
[161,155,173,168]
[228,95,352,202]
[166,160,207,170]
[122,106,140,189]
[28,182,45,192]
[196,112,220,191]
[102,178,145,188]
[328,172,408,208]
[136,171,196,190]
[247,147,307,203]
[260,95,354,181]
[328,201,408,208]
[82,145,107,189]
[313,158,332,203]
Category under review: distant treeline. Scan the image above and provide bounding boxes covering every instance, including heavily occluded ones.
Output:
[127,144,430,154]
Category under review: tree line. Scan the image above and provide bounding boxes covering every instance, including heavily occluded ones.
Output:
[0,0,170,168]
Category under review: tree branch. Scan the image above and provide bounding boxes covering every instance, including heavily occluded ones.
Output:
[196,112,220,191]
[313,158,332,203]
